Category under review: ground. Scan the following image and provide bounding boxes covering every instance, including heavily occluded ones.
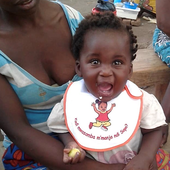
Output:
[0,0,169,169]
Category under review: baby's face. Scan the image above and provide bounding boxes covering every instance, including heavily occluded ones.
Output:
[76,29,133,102]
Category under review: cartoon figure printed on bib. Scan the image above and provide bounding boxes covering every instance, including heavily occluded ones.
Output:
[89,99,116,131]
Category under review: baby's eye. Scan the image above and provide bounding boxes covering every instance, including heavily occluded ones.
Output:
[113,60,122,65]
[91,60,100,65]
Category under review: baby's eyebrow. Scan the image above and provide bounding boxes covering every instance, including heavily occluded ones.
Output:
[87,53,100,57]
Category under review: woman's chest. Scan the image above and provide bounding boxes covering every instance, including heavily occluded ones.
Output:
[0,29,76,85]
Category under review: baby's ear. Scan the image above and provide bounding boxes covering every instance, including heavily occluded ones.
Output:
[128,63,133,79]
[75,60,82,77]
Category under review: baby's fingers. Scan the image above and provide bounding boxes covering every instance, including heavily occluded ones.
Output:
[63,149,72,164]
[79,148,86,162]
[70,151,82,164]
[69,148,85,164]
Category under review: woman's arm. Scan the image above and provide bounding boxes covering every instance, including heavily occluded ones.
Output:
[0,75,125,170]
[161,83,170,123]
[160,83,170,146]
[156,0,170,37]
[156,0,170,147]
[139,127,162,164]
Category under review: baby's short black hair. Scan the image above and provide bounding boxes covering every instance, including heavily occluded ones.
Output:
[72,12,138,61]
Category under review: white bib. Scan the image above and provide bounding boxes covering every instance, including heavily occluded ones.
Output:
[64,80,143,152]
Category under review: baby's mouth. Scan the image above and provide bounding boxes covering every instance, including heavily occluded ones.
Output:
[16,0,33,6]
[97,82,113,97]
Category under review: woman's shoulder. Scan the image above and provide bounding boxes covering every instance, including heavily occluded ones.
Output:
[50,1,84,35]
[54,1,84,20]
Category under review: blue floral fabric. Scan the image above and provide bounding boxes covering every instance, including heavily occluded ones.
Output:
[153,27,170,68]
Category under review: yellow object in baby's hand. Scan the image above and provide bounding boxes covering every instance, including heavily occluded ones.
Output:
[68,148,80,158]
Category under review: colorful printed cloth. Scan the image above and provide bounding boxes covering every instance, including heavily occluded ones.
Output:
[157,148,170,170]
[153,27,170,68]
[2,144,170,170]
[2,144,45,170]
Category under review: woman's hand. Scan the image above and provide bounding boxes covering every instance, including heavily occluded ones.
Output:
[149,158,158,170]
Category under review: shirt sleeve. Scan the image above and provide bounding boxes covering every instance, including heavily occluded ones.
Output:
[47,99,68,133]
[58,2,84,36]
[140,89,167,129]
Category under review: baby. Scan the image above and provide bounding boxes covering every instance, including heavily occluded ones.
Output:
[47,12,167,169]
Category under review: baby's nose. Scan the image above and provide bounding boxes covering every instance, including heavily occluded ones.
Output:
[99,65,113,76]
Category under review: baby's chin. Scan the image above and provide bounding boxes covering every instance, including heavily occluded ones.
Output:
[94,91,122,102]
[97,92,115,102]
[93,95,114,102]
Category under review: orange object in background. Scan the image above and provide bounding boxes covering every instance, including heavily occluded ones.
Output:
[134,0,156,14]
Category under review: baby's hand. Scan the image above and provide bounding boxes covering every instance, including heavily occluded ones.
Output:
[160,125,169,147]
[148,158,158,170]
[63,148,86,164]
[63,142,86,164]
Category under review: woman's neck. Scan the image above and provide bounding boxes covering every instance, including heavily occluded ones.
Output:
[0,0,52,29]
